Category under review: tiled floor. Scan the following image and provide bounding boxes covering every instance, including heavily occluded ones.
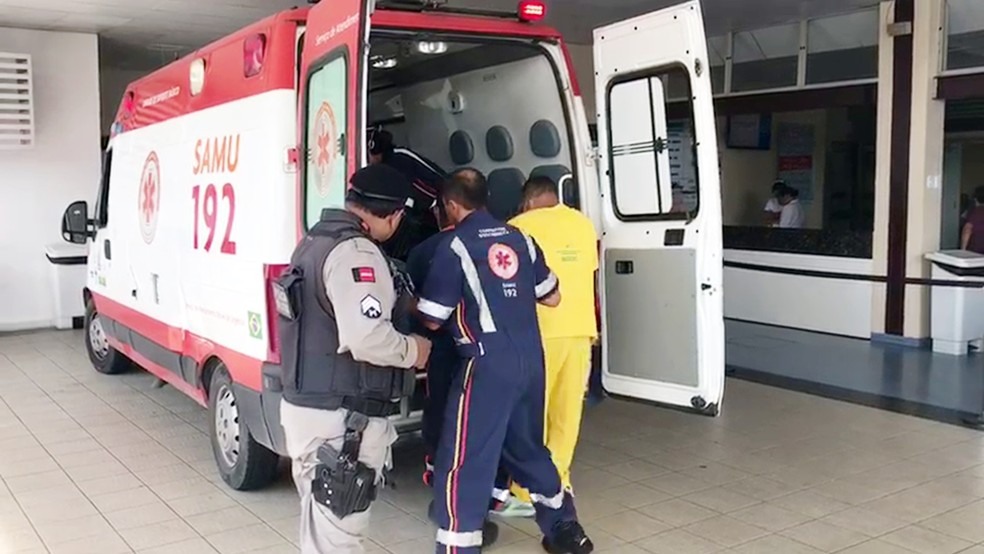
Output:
[726,320,984,423]
[2,330,984,554]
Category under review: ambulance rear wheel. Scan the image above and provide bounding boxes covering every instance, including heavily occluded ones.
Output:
[208,366,279,491]
[84,298,130,375]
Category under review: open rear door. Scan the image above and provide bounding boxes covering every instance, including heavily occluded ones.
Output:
[298,0,371,231]
[594,0,724,415]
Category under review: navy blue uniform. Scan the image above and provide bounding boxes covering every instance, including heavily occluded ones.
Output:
[418,210,574,553]
[407,230,459,463]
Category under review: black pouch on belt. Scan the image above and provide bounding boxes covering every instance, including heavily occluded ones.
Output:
[311,412,378,519]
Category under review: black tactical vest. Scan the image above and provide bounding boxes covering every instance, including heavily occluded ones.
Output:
[278,209,414,415]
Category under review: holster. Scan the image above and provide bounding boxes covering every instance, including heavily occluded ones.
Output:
[311,411,378,519]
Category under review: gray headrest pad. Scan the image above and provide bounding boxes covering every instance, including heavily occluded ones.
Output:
[486,126,514,162]
[530,120,562,158]
[449,130,474,165]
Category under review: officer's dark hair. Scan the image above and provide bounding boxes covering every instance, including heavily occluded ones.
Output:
[368,128,394,156]
[782,186,799,199]
[443,168,488,210]
[521,176,559,204]
[772,180,786,194]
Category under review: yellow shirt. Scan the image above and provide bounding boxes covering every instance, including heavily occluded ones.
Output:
[510,204,599,339]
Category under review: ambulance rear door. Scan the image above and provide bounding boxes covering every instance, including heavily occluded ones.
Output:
[298,0,370,231]
[594,0,724,415]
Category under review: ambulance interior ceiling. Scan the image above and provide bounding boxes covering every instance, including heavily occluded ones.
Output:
[367,36,572,217]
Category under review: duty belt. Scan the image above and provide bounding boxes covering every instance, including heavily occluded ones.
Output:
[331,396,398,418]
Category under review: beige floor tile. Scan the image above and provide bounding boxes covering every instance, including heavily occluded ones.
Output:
[592,510,669,542]
[638,498,721,528]
[33,513,115,545]
[879,525,973,554]
[76,474,145,497]
[205,524,289,554]
[166,491,238,517]
[104,500,179,530]
[729,534,824,554]
[118,519,200,551]
[635,529,725,554]
[919,500,984,543]
[0,525,47,552]
[604,460,672,482]
[641,473,715,497]
[836,539,919,554]
[682,515,769,548]
[137,537,218,554]
[683,486,759,513]
[91,486,161,513]
[780,520,869,552]
[47,531,133,554]
[679,462,753,487]
[184,506,263,536]
[721,476,802,501]
[729,502,812,532]
[598,482,671,509]
[771,490,852,519]
[364,513,432,546]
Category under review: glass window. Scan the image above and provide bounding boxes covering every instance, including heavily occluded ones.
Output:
[607,66,697,219]
[732,23,800,92]
[94,148,112,228]
[807,9,878,84]
[304,55,348,229]
[947,0,984,71]
[707,35,728,94]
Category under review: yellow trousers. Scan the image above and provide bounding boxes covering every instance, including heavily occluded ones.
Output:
[512,337,592,501]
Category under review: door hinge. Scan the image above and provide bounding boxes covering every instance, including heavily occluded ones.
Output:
[701,283,712,291]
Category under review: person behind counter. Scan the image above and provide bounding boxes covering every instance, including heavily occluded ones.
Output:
[961,186,984,254]
[777,186,805,229]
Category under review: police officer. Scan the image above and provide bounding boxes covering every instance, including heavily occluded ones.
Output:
[416,169,594,554]
[368,128,446,260]
[276,164,433,554]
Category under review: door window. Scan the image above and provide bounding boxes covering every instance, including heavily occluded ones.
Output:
[606,65,698,220]
[94,148,113,228]
[304,54,348,229]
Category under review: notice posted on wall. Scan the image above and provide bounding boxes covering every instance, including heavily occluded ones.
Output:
[776,122,815,203]
[668,119,698,212]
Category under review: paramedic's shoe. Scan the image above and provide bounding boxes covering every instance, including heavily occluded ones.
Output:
[542,521,594,554]
[422,456,434,487]
[492,496,536,518]
[482,519,499,548]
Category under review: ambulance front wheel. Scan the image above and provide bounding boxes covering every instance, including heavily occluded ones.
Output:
[84,298,131,375]
[208,366,280,491]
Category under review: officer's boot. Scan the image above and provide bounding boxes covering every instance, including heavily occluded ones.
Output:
[482,519,499,549]
[541,521,594,554]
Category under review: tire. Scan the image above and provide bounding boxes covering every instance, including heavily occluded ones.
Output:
[208,366,280,490]
[83,298,131,375]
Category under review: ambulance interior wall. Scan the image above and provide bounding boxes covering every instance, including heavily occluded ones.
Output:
[0,28,102,331]
[368,55,572,181]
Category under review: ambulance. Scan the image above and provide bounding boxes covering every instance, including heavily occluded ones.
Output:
[60,0,724,490]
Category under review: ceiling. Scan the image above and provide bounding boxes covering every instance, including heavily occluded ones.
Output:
[0,0,882,68]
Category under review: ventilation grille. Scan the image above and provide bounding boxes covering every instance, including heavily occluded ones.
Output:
[0,53,34,150]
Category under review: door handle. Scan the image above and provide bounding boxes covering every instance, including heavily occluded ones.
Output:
[701,283,712,291]
[103,239,112,260]
[615,261,633,274]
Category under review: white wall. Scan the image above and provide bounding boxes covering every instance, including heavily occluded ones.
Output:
[724,250,874,338]
[0,28,101,331]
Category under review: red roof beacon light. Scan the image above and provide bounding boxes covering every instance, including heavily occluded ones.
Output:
[518,0,546,22]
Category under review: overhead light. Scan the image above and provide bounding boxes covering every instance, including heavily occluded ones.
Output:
[416,41,448,55]
[372,56,398,69]
[189,58,206,96]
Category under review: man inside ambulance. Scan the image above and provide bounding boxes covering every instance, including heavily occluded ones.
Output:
[367,128,447,260]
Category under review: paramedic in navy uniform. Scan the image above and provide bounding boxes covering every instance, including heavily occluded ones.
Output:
[416,169,594,554]
[277,164,432,554]
[368,128,446,260]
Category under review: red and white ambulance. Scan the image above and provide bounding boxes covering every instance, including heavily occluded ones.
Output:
[61,0,724,490]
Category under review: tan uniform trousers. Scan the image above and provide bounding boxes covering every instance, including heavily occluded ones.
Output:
[281,400,398,554]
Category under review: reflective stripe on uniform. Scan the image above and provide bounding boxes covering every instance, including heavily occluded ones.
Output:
[418,298,454,321]
[523,233,538,263]
[450,236,497,333]
[436,529,483,548]
[535,272,559,299]
[531,490,565,509]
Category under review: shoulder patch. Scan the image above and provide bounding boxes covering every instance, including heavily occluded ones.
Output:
[360,295,382,319]
[352,267,376,283]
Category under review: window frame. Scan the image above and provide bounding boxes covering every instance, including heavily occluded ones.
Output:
[301,46,351,231]
[94,147,113,229]
[604,62,700,223]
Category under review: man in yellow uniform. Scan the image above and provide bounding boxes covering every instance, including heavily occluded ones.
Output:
[500,175,599,515]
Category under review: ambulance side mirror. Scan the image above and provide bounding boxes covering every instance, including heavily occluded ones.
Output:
[61,201,92,244]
